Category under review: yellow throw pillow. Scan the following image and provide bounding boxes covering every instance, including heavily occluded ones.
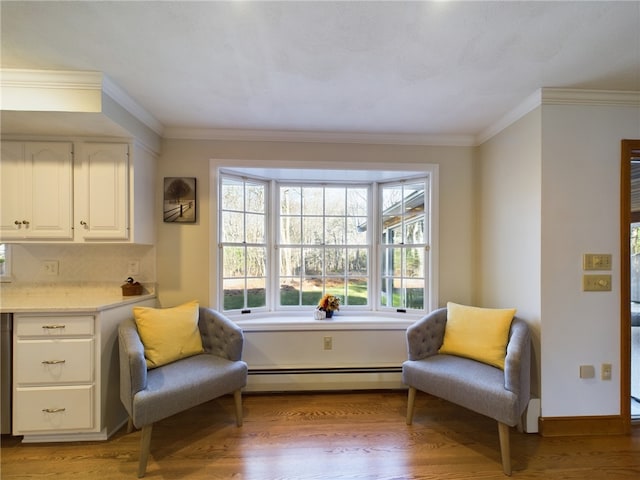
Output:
[133,300,204,369]
[439,302,516,369]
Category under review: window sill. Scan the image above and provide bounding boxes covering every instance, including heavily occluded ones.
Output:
[230,311,421,332]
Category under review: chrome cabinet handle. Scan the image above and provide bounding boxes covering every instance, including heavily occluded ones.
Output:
[41,360,66,365]
[42,407,66,413]
[42,324,66,329]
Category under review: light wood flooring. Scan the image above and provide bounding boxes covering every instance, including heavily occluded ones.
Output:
[1,390,639,479]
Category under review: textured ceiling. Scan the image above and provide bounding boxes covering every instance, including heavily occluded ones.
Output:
[1,1,639,141]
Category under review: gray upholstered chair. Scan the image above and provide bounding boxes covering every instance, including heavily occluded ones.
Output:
[402,307,531,476]
[118,307,248,477]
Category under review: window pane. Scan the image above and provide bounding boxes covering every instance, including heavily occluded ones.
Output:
[246,213,266,243]
[280,216,301,244]
[325,279,345,300]
[280,186,301,215]
[303,217,324,244]
[347,217,367,245]
[406,281,424,310]
[405,218,424,244]
[392,280,404,308]
[247,278,266,308]
[223,278,245,310]
[404,247,424,278]
[325,187,345,215]
[246,183,265,213]
[303,248,323,275]
[302,187,323,215]
[221,211,244,243]
[280,278,301,305]
[347,249,367,275]
[246,247,266,276]
[325,247,345,275]
[302,278,323,306]
[223,246,245,277]
[280,248,301,276]
[347,278,368,306]
[325,217,345,244]
[347,188,368,216]
[221,178,244,210]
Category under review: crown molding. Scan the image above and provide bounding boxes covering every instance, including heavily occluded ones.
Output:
[476,89,542,145]
[101,74,164,136]
[162,127,477,147]
[0,68,103,90]
[477,88,640,145]
[541,88,640,106]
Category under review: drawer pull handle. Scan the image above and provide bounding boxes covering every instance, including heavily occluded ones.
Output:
[42,407,66,414]
[42,324,66,329]
[42,360,66,365]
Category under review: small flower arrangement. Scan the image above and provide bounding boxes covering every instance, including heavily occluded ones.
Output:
[317,294,340,312]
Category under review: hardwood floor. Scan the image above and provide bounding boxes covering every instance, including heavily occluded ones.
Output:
[2,391,639,479]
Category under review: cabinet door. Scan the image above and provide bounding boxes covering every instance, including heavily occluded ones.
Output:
[75,143,129,240]
[24,142,73,239]
[0,142,73,240]
[0,142,26,239]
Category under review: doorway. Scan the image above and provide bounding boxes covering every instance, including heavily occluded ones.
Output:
[621,139,640,424]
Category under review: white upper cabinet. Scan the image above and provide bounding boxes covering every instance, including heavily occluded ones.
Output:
[0,140,155,244]
[74,143,129,240]
[0,141,73,240]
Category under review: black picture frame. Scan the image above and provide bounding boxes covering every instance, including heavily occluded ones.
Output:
[163,177,197,223]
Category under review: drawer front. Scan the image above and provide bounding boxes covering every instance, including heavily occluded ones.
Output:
[15,315,94,337]
[13,385,94,434]
[15,338,93,384]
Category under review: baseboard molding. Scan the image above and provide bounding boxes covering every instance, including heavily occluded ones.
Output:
[539,415,628,436]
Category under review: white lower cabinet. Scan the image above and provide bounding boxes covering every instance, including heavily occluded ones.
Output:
[12,298,156,442]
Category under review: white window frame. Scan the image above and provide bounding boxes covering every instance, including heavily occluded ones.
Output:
[211,159,439,318]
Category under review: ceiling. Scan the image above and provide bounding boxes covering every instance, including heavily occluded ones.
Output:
[1,1,639,144]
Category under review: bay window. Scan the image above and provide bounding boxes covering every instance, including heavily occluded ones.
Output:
[217,164,436,316]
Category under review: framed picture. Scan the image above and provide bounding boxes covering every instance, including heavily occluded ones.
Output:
[163,177,197,223]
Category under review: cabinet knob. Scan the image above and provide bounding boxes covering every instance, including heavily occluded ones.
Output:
[80,220,87,226]
[14,220,21,226]
[22,220,29,225]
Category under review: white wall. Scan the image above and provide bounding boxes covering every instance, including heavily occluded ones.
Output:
[156,139,476,309]
[477,107,542,397]
[540,103,640,417]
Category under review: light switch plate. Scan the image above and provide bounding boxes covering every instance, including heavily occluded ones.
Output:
[583,274,612,291]
[583,253,612,270]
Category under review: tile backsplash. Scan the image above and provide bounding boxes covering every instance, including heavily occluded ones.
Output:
[5,244,156,284]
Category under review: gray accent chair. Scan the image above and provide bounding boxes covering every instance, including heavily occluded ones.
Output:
[402,307,531,476]
[118,307,248,477]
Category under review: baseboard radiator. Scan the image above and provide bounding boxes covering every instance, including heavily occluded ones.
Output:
[245,366,405,392]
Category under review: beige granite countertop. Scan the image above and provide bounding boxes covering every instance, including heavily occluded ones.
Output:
[0,282,157,313]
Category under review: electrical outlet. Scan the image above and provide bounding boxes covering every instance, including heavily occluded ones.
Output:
[601,363,612,381]
[323,336,332,350]
[43,260,59,276]
[126,260,140,276]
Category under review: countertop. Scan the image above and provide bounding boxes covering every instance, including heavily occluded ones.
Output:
[0,282,156,313]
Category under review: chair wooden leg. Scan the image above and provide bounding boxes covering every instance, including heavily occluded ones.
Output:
[498,422,512,476]
[233,389,243,427]
[137,424,153,478]
[406,387,417,425]
[127,416,134,434]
